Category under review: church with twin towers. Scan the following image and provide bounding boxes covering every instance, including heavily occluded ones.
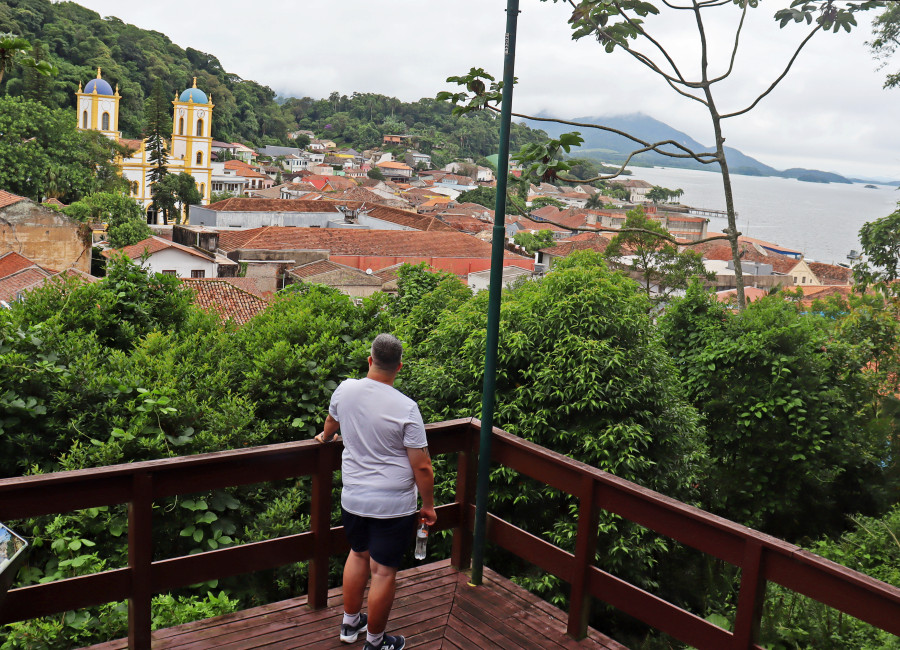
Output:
[75,69,214,222]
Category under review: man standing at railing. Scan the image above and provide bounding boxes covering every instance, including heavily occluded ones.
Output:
[315,333,437,650]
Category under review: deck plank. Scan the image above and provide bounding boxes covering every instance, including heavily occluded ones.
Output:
[80,562,626,649]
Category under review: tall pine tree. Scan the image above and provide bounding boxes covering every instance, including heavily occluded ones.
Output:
[144,80,169,222]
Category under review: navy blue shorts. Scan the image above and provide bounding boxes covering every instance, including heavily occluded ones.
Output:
[342,508,416,569]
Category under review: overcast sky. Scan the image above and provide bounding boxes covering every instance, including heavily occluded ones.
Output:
[73,0,899,180]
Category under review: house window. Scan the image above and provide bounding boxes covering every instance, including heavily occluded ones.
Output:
[191,270,206,278]
[101,112,110,131]
[196,119,204,137]
[82,111,88,129]
[179,117,184,135]
[162,270,177,276]
[196,151,203,165]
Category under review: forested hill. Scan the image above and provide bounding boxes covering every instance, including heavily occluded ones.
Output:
[0,0,547,165]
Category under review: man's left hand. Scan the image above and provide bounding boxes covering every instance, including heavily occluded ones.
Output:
[314,432,339,443]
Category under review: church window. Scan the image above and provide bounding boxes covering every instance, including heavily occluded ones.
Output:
[101,112,110,131]
[196,151,203,165]
[82,111,88,129]
[200,183,205,196]
[196,119,204,137]
[179,117,184,135]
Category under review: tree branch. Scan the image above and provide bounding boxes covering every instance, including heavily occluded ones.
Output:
[709,0,749,84]
[720,23,822,119]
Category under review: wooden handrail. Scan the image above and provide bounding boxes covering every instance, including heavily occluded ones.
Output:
[0,418,898,650]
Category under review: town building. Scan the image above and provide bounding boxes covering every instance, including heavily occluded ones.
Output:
[76,70,214,220]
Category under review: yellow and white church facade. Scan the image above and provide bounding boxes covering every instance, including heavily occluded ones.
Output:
[76,69,213,221]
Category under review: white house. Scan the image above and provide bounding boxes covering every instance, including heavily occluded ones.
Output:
[102,236,237,279]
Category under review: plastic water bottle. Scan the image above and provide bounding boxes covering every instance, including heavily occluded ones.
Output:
[414,518,428,560]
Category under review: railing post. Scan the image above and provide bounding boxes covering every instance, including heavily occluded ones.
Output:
[567,475,600,639]
[451,424,478,571]
[308,443,335,609]
[128,472,153,650]
[732,540,766,649]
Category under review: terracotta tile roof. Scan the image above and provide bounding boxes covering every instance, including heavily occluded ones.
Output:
[539,233,611,257]
[0,267,52,301]
[180,278,269,325]
[372,263,405,283]
[738,236,803,258]
[509,215,571,233]
[102,236,214,263]
[0,252,36,279]
[217,227,529,260]
[806,262,853,285]
[438,214,493,234]
[42,198,67,208]
[18,268,99,295]
[566,230,608,242]
[693,241,799,274]
[224,160,269,179]
[118,138,143,152]
[205,198,342,213]
[716,287,771,304]
[377,161,413,170]
[0,190,26,210]
[796,285,855,306]
[287,260,383,286]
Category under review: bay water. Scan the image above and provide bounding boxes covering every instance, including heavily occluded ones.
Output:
[624,166,900,264]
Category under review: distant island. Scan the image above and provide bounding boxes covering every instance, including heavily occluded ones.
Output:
[524,112,896,186]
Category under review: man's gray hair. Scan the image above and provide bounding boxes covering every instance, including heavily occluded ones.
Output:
[371,333,403,371]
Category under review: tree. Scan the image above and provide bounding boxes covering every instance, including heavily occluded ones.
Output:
[65,192,152,248]
[645,185,683,204]
[0,32,56,85]
[144,79,169,219]
[0,96,125,202]
[659,285,891,541]
[401,250,706,605]
[605,206,713,309]
[367,166,385,181]
[513,229,556,255]
[439,0,881,310]
[585,193,607,210]
[869,1,900,88]
[529,196,566,210]
[852,203,900,294]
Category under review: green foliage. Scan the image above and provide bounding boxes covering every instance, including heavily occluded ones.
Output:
[402,251,707,599]
[152,172,202,225]
[64,191,151,247]
[367,165,385,180]
[0,31,56,85]
[0,96,126,202]
[853,203,900,295]
[513,229,556,255]
[529,196,566,210]
[645,185,683,203]
[144,79,169,187]
[869,1,900,88]
[605,206,714,308]
[513,132,585,184]
[455,184,525,215]
[761,504,900,649]
[659,285,892,541]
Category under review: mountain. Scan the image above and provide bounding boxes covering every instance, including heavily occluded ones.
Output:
[522,112,854,184]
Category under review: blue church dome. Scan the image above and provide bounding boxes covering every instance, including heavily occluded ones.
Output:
[84,78,114,95]
[179,86,208,104]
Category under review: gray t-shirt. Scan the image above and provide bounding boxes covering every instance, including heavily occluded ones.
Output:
[329,377,428,518]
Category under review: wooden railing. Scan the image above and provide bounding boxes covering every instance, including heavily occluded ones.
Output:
[1,418,898,649]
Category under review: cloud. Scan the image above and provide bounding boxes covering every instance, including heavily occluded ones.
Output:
[72,0,900,179]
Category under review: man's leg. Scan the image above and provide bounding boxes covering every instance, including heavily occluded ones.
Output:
[342,549,370,616]
[366,558,398,636]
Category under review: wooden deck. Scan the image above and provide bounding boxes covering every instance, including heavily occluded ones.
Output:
[83,560,627,649]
